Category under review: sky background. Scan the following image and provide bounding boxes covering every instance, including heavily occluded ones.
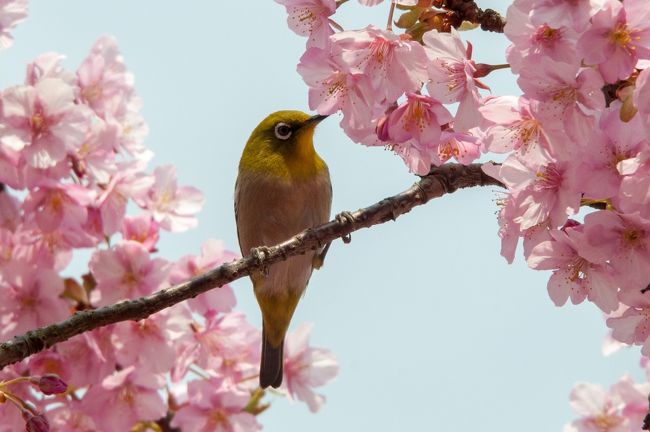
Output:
[0,1,644,431]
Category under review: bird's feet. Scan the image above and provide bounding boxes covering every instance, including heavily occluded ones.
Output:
[250,246,272,277]
[335,211,355,244]
[312,242,331,270]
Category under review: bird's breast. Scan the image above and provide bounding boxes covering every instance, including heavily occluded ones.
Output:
[236,169,332,247]
[235,168,332,295]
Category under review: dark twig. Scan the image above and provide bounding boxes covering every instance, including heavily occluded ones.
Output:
[0,163,503,369]
[444,0,506,33]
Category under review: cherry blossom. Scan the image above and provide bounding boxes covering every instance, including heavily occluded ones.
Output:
[526,225,619,313]
[332,25,428,101]
[0,0,27,50]
[89,240,171,306]
[423,29,486,131]
[171,378,261,432]
[137,165,204,232]
[577,0,650,83]
[275,0,336,49]
[169,238,239,315]
[81,366,166,431]
[282,323,338,412]
[1,78,89,168]
[0,261,68,339]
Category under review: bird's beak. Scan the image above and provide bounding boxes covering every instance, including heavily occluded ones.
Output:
[303,114,329,128]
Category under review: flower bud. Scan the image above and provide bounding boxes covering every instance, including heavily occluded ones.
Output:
[36,374,67,395]
[24,413,50,432]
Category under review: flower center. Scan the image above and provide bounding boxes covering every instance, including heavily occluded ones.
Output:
[609,23,632,49]
[535,163,563,190]
[533,24,560,46]
[81,84,103,103]
[403,100,429,133]
[623,227,641,246]
[31,112,47,136]
[121,271,139,285]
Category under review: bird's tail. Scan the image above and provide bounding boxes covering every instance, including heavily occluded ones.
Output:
[260,325,284,389]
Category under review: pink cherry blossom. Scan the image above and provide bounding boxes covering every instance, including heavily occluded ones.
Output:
[332,25,428,101]
[28,351,72,388]
[49,401,97,432]
[298,47,378,136]
[1,78,89,168]
[391,138,435,175]
[576,104,648,202]
[618,150,650,219]
[137,165,204,232]
[0,0,28,50]
[25,52,75,86]
[611,375,650,431]
[377,92,452,148]
[577,0,650,83]
[169,239,239,315]
[76,35,135,120]
[22,182,95,233]
[112,310,185,373]
[282,323,338,413]
[505,2,578,73]
[11,220,96,270]
[479,96,553,155]
[0,261,69,339]
[171,378,261,432]
[89,240,171,306]
[95,167,154,236]
[433,130,481,165]
[566,381,627,432]
[275,0,336,49]
[516,61,604,147]
[121,213,160,251]
[487,148,581,230]
[82,366,166,431]
[423,29,486,131]
[527,226,619,313]
[580,211,650,290]
[172,312,260,383]
[73,119,119,184]
[55,331,116,388]
[607,294,650,356]
[525,0,606,32]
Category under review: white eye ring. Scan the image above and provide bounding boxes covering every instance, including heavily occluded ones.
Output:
[274,122,292,140]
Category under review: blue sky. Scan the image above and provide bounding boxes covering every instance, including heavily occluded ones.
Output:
[0,1,643,431]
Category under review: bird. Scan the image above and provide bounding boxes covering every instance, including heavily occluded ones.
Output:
[235,110,332,389]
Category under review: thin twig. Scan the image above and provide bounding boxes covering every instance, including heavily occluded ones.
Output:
[444,0,506,33]
[0,163,503,369]
[387,0,396,31]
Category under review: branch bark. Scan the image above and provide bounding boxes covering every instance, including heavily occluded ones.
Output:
[444,0,506,33]
[0,163,503,369]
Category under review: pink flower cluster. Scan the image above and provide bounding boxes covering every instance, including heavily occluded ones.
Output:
[478,0,650,360]
[0,31,338,431]
[278,0,487,174]
[565,358,650,432]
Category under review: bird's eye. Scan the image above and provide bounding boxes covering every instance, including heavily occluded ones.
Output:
[274,122,292,140]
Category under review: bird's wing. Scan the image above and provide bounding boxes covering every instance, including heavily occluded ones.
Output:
[233,174,244,255]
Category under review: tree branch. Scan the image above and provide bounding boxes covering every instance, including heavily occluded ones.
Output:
[0,163,503,369]
[444,0,506,33]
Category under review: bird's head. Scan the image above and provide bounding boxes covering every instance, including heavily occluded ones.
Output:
[240,110,329,179]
